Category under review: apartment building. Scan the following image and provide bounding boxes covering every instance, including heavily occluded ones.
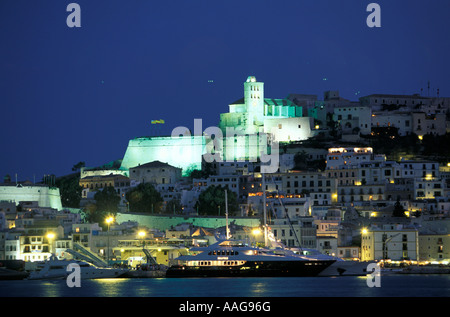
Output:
[361,224,419,261]
[281,171,338,206]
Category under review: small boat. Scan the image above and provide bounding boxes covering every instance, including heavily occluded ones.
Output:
[0,267,29,280]
[27,255,128,280]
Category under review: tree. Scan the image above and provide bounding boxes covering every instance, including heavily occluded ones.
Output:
[72,161,85,172]
[186,162,216,179]
[196,185,239,216]
[55,174,82,208]
[84,203,103,226]
[165,198,182,214]
[326,112,340,139]
[94,186,121,215]
[83,186,121,229]
[126,183,163,213]
[392,198,406,217]
[293,150,308,170]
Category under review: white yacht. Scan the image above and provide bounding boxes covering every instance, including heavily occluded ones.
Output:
[167,188,336,278]
[166,238,336,277]
[27,255,128,280]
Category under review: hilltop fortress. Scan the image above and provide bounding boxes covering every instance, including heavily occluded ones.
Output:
[120,76,314,175]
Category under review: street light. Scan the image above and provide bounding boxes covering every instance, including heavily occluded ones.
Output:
[46,232,55,256]
[252,228,262,236]
[138,230,147,265]
[138,230,146,248]
[252,228,262,246]
[105,216,114,225]
[105,216,114,265]
[361,228,369,261]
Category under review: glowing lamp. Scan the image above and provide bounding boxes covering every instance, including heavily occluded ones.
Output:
[252,229,262,236]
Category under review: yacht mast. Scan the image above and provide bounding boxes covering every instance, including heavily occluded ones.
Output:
[262,172,268,247]
[225,189,230,239]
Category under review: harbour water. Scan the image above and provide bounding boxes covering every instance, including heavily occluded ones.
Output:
[1,275,449,297]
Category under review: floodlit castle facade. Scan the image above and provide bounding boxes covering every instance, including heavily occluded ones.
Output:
[121,76,313,175]
[219,76,312,142]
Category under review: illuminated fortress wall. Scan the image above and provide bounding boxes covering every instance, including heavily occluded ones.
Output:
[222,134,269,162]
[0,185,63,210]
[116,212,260,231]
[120,136,206,176]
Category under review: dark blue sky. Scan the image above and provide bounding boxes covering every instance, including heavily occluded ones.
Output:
[0,0,449,181]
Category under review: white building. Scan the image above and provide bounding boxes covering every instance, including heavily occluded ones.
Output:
[359,93,431,112]
[129,161,182,185]
[326,147,385,170]
[20,223,64,262]
[263,117,313,143]
[270,217,317,248]
[269,196,311,219]
[326,160,400,187]
[414,177,445,200]
[333,105,372,135]
[412,112,447,136]
[398,159,440,179]
[282,171,337,199]
[371,111,413,136]
[219,76,312,142]
[316,236,338,257]
[361,224,419,261]
[211,161,252,176]
[3,232,21,260]
[207,175,240,196]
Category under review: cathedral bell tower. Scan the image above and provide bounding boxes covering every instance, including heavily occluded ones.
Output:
[244,76,264,134]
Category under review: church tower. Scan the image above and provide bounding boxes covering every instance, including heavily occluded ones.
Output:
[244,76,264,134]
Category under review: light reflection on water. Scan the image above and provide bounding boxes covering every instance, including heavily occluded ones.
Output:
[1,275,449,297]
[249,282,269,296]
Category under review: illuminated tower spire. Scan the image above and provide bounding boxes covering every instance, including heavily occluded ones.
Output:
[244,76,264,134]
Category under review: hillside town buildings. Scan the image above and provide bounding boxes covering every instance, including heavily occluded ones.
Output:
[1,76,449,267]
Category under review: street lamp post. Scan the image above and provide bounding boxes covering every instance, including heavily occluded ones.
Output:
[138,230,146,244]
[138,230,146,264]
[252,228,262,246]
[105,216,114,266]
[46,232,55,257]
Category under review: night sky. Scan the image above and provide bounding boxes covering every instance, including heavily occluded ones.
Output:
[0,0,449,182]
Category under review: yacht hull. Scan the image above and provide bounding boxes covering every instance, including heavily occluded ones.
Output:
[166,260,335,278]
[27,269,127,280]
[318,261,372,277]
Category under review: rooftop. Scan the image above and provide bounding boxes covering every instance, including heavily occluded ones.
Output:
[130,160,179,170]
[361,93,430,99]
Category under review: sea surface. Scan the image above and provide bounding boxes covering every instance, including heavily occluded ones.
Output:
[0,274,449,297]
